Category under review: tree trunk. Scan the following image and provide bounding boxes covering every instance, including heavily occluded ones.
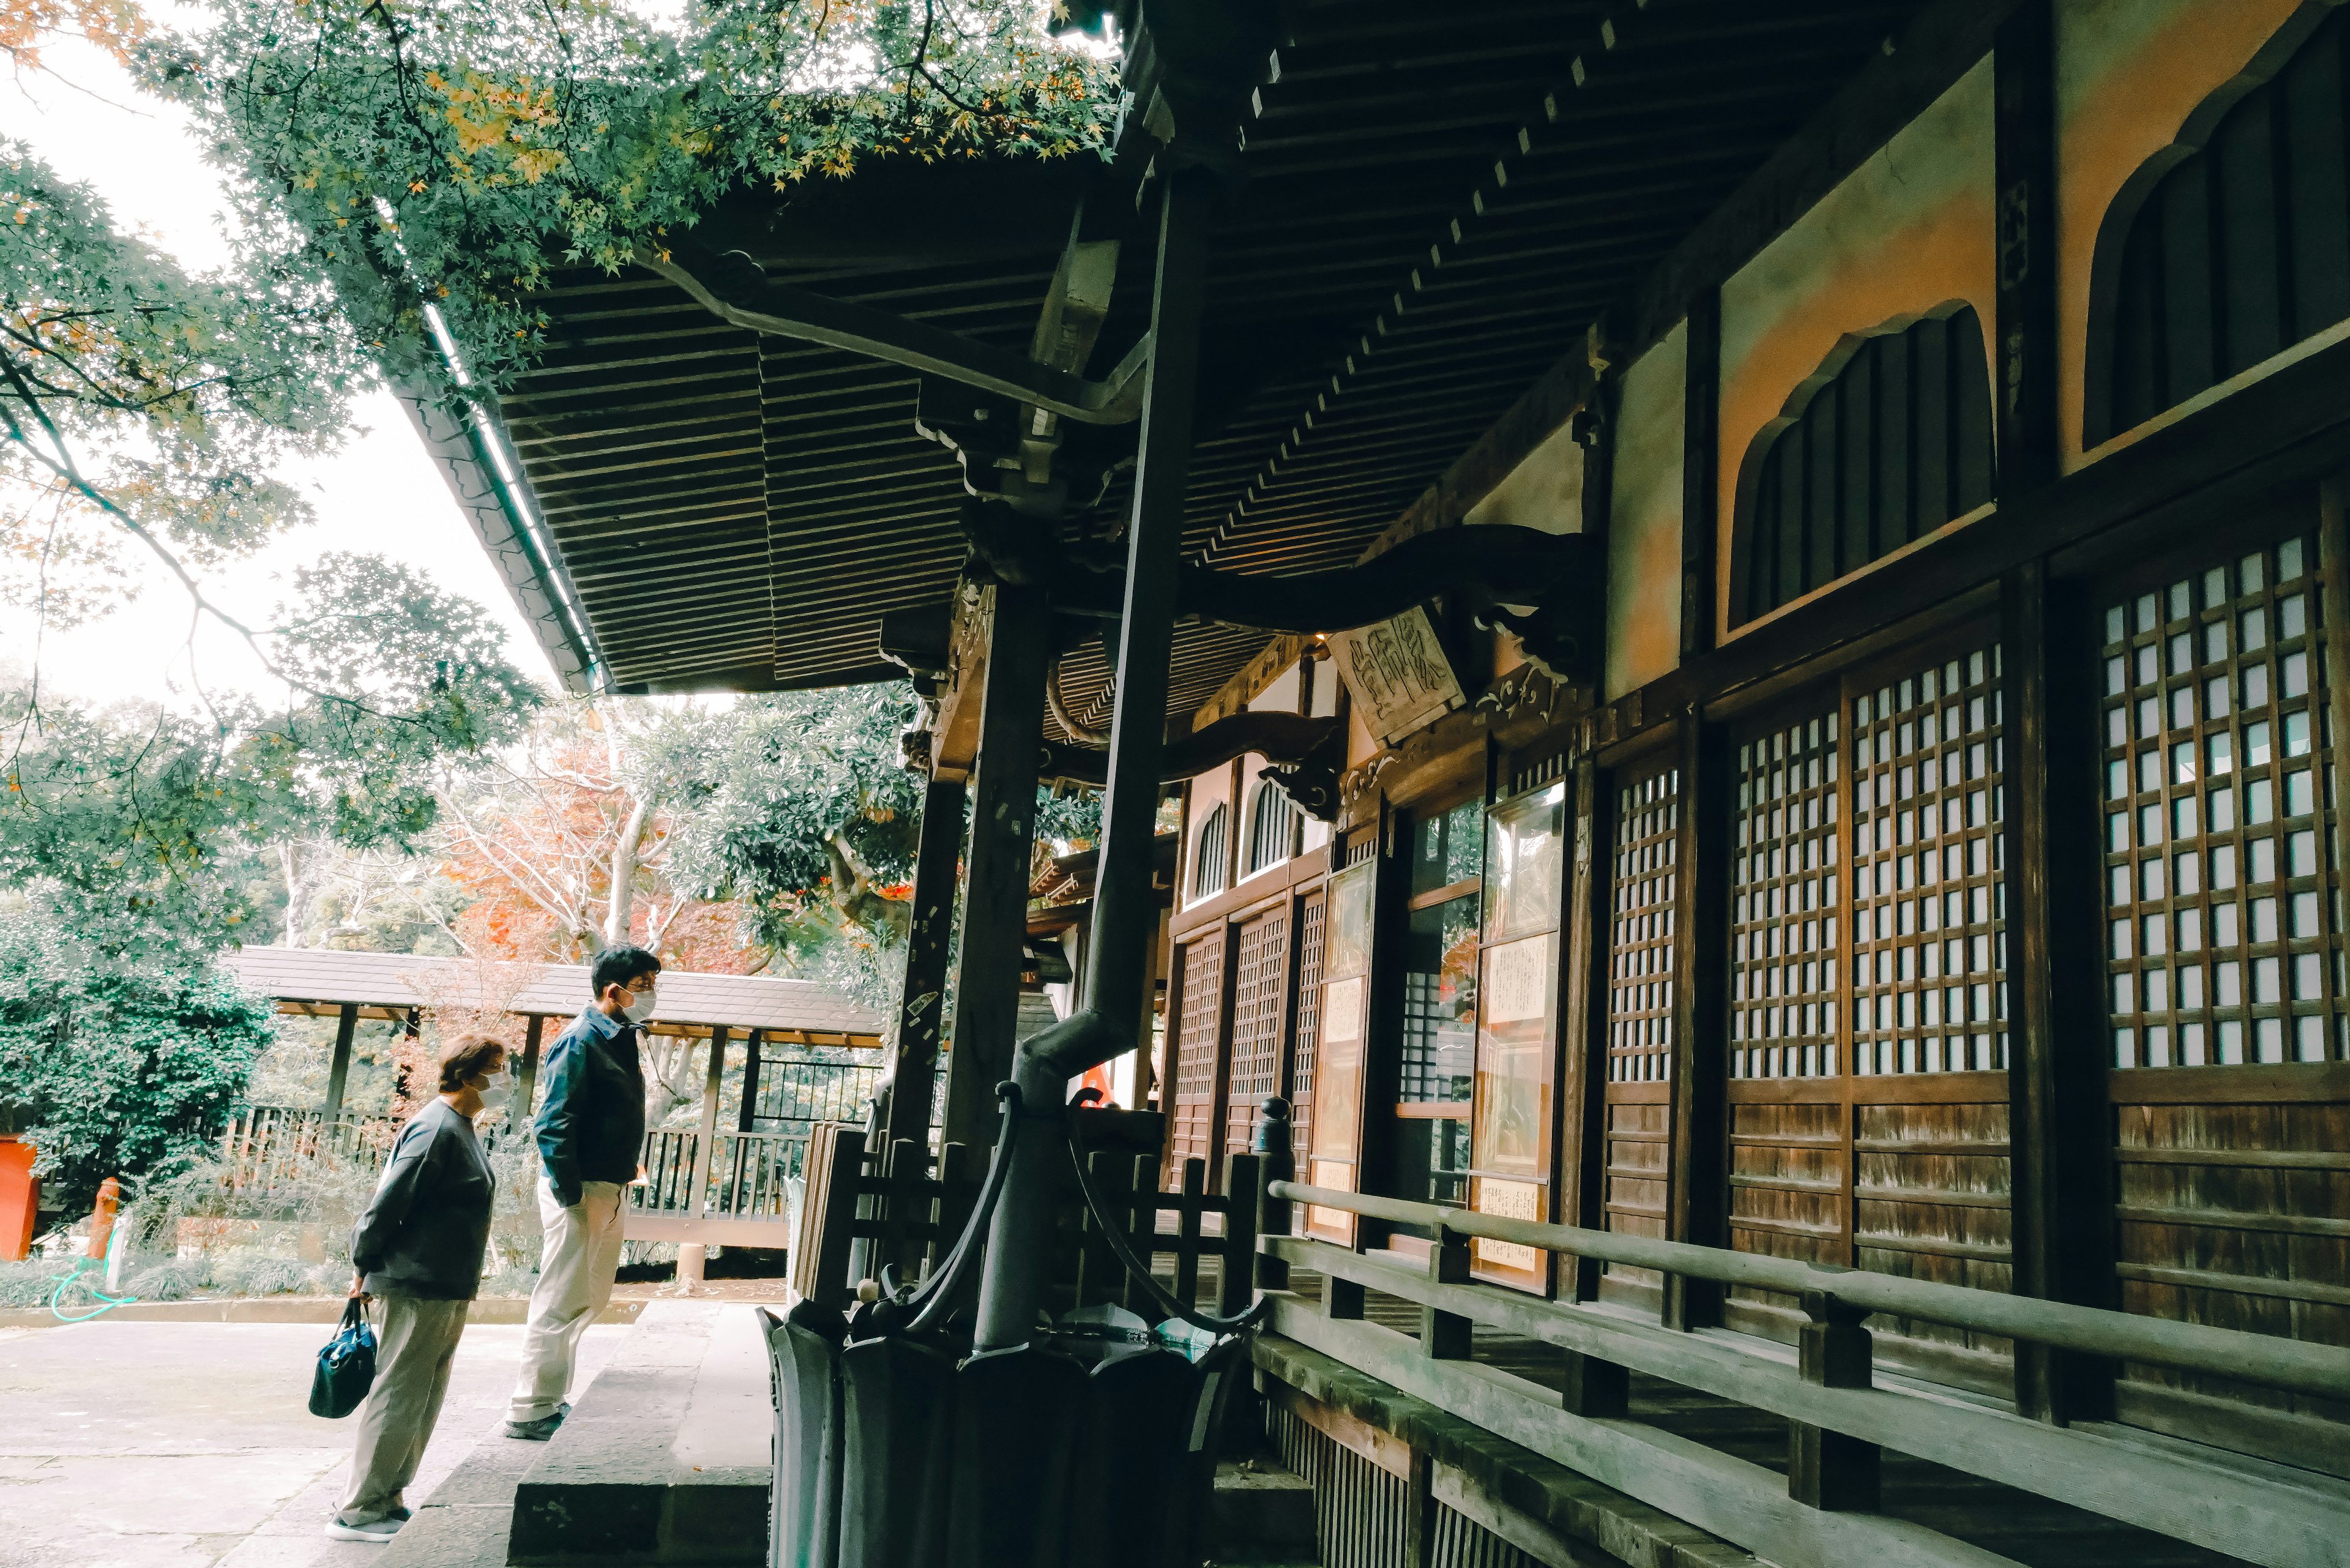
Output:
[279,842,302,946]
[604,792,652,949]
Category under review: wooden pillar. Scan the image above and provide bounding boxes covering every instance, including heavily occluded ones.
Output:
[679,1026,728,1287]
[1557,754,1610,1302]
[941,584,1053,1149]
[737,1028,764,1133]
[886,775,968,1152]
[1666,707,1730,1330]
[1994,0,2059,496]
[2002,561,2116,1421]
[1679,288,1722,662]
[323,1002,359,1118]
[1788,1291,1880,1510]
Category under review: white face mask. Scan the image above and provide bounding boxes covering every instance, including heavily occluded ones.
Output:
[476,1070,515,1110]
[620,984,657,1025]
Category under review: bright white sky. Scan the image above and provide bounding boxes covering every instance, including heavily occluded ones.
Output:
[0,35,559,707]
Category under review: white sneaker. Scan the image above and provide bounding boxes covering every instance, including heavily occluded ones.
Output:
[324,1515,403,1542]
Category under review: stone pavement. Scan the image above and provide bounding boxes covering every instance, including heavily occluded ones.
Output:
[0,1318,627,1568]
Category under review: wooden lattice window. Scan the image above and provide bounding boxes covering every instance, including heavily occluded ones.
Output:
[1226,910,1291,1158]
[1731,306,1996,627]
[1245,780,1300,877]
[1192,804,1229,900]
[2100,534,2346,1066]
[1289,895,1327,1156]
[1731,712,1842,1078]
[2088,10,2350,447]
[1607,763,1679,1083]
[1850,642,2009,1075]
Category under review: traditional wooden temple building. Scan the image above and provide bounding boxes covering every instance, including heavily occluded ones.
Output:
[423,1,2350,1563]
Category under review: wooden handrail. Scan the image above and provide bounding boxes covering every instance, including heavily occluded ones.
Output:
[1266,1179,2350,1403]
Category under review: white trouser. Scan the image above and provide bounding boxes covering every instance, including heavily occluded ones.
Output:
[340,1296,470,1523]
[506,1179,625,1422]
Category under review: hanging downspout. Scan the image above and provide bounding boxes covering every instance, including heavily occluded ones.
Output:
[971,167,1216,1353]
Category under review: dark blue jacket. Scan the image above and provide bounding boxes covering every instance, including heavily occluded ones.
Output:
[535,1007,646,1208]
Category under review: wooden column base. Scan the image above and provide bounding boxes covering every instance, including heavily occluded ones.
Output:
[1561,1350,1630,1417]
[1788,1423,1881,1511]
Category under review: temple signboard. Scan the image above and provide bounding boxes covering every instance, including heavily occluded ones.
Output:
[1326,607,1463,746]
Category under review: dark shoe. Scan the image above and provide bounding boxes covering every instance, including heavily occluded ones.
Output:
[504,1402,570,1441]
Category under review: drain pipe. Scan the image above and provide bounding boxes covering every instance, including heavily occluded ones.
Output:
[972,167,1212,1353]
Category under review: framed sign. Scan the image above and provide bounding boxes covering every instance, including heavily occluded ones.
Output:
[1328,607,1464,746]
[1305,859,1377,1244]
[1468,782,1568,1291]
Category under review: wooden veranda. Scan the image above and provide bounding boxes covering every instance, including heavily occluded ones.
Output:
[412,1,2350,1563]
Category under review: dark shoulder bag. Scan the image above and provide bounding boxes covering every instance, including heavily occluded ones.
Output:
[310,1297,378,1419]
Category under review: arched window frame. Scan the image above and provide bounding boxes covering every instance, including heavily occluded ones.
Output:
[2083,3,2350,450]
[1191,803,1230,902]
[1726,301,1996,630]
[1244,778,1300,878]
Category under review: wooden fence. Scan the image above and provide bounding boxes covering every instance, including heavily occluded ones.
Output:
[217,1105,400,1196]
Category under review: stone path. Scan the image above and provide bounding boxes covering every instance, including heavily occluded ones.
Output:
[0,1318,625,1568]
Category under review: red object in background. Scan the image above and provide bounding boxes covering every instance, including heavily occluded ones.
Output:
[0,1137,37,1261]
[1076,1062,1118,1108]
[86,1176,121,1260]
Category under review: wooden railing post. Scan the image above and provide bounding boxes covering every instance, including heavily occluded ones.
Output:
[1560,1350,1629,1418]
[1789,1290,1879,1511]
[1250,1096,1293,1291]
[1421,1228,1472,1360]
[1219,1151,1261,1318]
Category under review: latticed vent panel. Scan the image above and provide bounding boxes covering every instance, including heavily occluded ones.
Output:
[1851,643,2009,1074]
[1733,712,1841,1078]
[2101,534,2347,1065]
[1290,897,1327,1156]
[1607,764,1679,1083]
[1228,914,1289,1100]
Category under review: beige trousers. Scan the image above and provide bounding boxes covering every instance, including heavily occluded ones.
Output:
[339,1295,471,1525]
[507,1178,625,1422]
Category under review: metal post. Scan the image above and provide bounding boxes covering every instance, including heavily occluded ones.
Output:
[324,1003,359,1118]
[974,168,1213,1353]
[887,775,968,1152]
[941,588,1052,1150]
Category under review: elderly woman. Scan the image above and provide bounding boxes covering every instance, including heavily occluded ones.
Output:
[326,1035,514,1543]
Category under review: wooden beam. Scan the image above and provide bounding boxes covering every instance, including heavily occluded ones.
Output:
[1666,707,1729,1330]
[885,775,967,1152]
[736,1028,763,1133]
[1556,755,1610,1302]
[1993,0,2059,496]
[1679,288,1721,662]
[2002,561,2118,1423]
[941,584,1051,1149]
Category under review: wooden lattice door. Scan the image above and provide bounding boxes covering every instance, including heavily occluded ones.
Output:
[1225,908,1292,1159]
[1168,931,1227,1173]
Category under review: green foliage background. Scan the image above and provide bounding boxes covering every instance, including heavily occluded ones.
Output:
[0,911,275,1211]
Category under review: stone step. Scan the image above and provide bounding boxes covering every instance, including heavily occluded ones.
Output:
[378,1429,543,1568]
[1214,1453,1318,1564]
[509,1297,777,1565]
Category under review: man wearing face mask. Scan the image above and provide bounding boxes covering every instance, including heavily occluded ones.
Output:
[505,946,660,1440]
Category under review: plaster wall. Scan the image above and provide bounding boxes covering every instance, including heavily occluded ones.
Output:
[1463,422,1586,536]
[1255,659,1302,714]
[2055,0,2310,469]
[1605,323,1686,701]
[1715,57,1997,648]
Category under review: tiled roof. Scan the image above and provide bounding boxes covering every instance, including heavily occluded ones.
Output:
[222,946,884,1040]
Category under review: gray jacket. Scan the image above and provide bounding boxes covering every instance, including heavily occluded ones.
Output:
[350,1100,496,1301]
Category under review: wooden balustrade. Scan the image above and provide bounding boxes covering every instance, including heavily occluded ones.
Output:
[1258,1178,2350,1568]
